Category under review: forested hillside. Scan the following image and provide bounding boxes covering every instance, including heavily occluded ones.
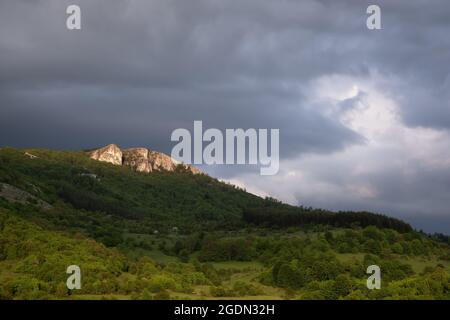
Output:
[0,147,449,300]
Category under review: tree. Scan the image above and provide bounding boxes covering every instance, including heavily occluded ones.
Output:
[332,274,353,298]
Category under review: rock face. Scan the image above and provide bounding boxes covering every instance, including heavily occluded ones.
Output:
[123,148,152,173]
[180,163,201,175]
[0,183,52,210]
[148,150,176,171]
[89,144,122,165]
[89,144,201,175]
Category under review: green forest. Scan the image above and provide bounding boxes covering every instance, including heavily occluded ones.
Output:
[0,147,449,300]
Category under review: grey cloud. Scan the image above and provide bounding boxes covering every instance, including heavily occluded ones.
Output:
[291,163,450,234]
[1,0,450,232]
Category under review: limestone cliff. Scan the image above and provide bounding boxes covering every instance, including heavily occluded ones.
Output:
[123,148,152,173]
[89,144,201,175]
[89,144,122,165]
[148,150,176,171]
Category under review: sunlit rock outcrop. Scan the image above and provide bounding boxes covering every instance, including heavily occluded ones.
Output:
[89,144,122,165]
[122,148,152,173]
[148,150,176,171]
[89,144,201,175]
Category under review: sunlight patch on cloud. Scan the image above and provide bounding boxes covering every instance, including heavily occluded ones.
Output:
[221,73,450,223]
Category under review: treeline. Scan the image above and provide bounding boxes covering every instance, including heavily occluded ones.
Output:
[243,206,412,233]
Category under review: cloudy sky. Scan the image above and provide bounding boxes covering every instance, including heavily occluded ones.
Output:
[1,0,450,233]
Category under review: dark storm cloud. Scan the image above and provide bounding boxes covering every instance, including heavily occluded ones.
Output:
[0,0,367,154]
[1,0,450,232]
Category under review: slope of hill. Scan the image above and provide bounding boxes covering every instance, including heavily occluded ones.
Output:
[0,147,266,240]
[0,147,449,300]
